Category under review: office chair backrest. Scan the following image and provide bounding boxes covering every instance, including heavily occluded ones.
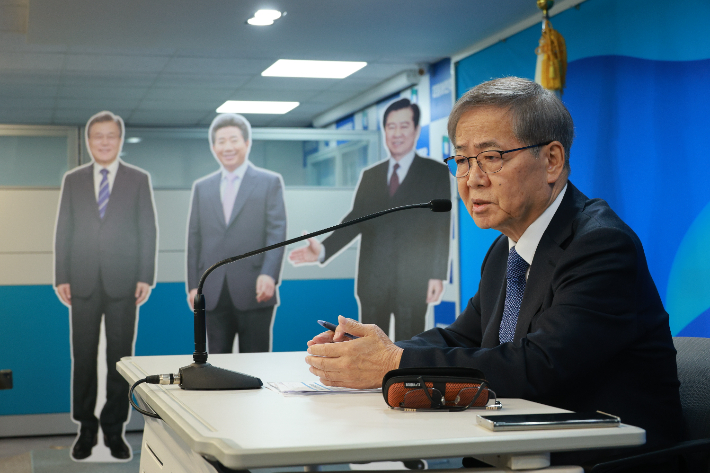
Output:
[673,337,710,440]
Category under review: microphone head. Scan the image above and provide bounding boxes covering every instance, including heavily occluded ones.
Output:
[429,199,452,212]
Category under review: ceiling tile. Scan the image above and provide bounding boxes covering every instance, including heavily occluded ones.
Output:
[152,73,250,89]
[0,84,58,97]
[265,116,314,127]
[57,85,148,100]
[141,87,234,102]
[162,57,271,75]
[305,90,361,105]
[126,110,207,126]
[325,78,380,94]
[1,97,55,109]
[231,115,276,128]
[0,51,64,71]
[55,97,142,110]
[135,99,218,111]
[0,71,61,85]
[67,45,177,56]
[53,108,133,123]
[226,89,316,103]
[59,71,159,88]
[0,108,54,124]
[1,0,542,127]
[239,76,338,92]
[0,32,67,53]
[64,54,170,73]
[348,63,417,80]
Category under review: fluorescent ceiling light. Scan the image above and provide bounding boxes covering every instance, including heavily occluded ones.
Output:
[126,137,142,144]
[216,101,299,114]
[254,9,282,20]
[247,17,273,26]
[262,59,367,79]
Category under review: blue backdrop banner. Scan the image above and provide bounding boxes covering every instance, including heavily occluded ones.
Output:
[455,0,710,337]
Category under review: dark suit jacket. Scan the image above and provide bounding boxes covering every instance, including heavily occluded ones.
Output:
[321,155,451,304]
[187,164,287,312]
[397,182,683,450]
[55,162,157,299]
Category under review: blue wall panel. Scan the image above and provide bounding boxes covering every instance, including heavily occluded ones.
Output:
[0,285,71,415]
[0,279,357,415]
[272,279,359,352]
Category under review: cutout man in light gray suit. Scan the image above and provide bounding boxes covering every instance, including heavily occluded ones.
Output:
[186,114,286,353]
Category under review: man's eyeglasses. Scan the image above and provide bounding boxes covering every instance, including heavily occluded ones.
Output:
[443,141,552,178]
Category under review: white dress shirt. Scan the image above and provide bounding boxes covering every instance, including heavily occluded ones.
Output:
[387,149,416,184]
[93,159,120,201]
[508,184,568,279]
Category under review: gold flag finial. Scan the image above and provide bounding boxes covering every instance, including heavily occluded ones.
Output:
[537,0,554,18]
[534,0,566,94]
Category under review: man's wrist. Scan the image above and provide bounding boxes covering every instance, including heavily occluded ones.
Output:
[386,345,404,372]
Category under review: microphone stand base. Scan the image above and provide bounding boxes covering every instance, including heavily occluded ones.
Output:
[179,362,263,390]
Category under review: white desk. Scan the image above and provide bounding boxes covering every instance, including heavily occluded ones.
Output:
[118,352,645,473]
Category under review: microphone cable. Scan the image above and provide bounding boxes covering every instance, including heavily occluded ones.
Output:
[129,373,181,419]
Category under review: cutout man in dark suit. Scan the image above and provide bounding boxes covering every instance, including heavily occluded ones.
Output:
[55,111,157,461]
[186,113,286,354]
[289,99,451,341]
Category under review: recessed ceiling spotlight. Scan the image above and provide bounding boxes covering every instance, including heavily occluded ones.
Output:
[216,100,299,114]
[262,59,367,79]
[254,9,282,20]
[247,9,284,26]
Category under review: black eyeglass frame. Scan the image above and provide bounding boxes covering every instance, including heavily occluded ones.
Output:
[443,141,553,178]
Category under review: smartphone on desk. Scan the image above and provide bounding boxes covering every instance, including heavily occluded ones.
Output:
[476,411,620,431]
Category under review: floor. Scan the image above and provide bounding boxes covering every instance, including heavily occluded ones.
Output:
[0,432,143,473]
[0,432,464,473]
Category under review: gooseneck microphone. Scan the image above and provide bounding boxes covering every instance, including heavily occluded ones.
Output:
[178,198,452,390]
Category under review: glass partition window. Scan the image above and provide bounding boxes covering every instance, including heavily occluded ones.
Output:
[0,125,379,189]
[305,140,370,187]
[0,126,78,187]
[106,127,381,189]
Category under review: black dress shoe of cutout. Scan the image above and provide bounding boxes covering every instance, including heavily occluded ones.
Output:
[71,430,97,460]
[104,434,131,459]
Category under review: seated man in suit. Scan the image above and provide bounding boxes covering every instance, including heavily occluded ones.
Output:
[305,77,683,467]
[187,113,286,353]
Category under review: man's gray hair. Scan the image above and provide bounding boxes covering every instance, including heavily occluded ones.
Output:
[448,77,574,172]
[209,113,251,146]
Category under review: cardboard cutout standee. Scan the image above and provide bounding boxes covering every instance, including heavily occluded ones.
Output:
[54,111,158,462]
[185,113,287,354]
[289,98,452,341]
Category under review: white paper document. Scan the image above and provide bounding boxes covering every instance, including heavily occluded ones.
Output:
[265,381,381,396]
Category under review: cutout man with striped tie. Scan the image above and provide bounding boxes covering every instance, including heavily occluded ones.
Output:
[54,111,157,462]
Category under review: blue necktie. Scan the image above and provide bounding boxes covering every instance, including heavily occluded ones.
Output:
[98,168,110,219]
[499,247,529,344]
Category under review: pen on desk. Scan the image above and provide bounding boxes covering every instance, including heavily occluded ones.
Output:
[317,319,359,339]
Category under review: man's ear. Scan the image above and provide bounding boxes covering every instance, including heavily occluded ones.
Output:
[545,141,566,184]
